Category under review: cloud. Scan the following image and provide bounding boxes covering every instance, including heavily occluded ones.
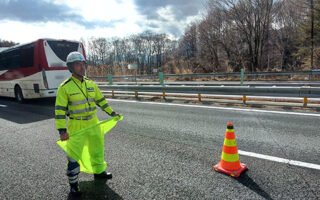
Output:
[134,0,203,21]
[0,0,204,41]
[0,0,117,29]
[133,0,204,37]
[148,22,160,29]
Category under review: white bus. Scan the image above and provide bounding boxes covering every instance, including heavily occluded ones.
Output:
[0,39,86,102]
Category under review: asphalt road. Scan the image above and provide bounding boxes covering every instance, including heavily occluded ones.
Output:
[0,97,319,200]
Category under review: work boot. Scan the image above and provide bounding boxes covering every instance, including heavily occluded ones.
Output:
[94,171,113,179]
[69,183,81,196]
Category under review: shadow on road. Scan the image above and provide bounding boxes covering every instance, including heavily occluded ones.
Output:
[0,97,55,124]
[67,179,122,200]
[236,172,273,200]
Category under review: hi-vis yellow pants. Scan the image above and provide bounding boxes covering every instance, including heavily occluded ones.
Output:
[66,115,106,174]
[58,115,123,184]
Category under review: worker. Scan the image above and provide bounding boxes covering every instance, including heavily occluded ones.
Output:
[55,51,120,196]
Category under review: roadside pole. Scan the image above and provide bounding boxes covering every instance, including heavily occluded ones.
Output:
[108,74,113,85]
[241,69,244,86]
[159,72,164,85]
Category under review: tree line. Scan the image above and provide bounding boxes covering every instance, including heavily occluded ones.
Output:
[84,0,320,75]
[82,32,178,75]
[179,0,320,73]
[1,0,319,75]
[0,39,18,47]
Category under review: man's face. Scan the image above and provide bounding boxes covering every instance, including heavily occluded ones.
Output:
[73,61,87,76]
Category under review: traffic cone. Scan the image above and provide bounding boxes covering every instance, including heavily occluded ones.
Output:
[214,122,247,177]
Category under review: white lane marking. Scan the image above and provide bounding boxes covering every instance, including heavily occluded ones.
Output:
[108,99,320,117]
[238,150,320,170]
[0,104,7,108]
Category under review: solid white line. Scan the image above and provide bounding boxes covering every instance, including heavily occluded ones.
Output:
[108,99,320,117]
[0,104,7,108]
[238,150,320,170]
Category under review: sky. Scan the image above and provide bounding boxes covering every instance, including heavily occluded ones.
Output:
[0,0,205,44]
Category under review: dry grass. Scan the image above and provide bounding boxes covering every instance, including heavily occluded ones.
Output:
[87,63,320,81]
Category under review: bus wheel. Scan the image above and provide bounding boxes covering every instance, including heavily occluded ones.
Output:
[15,86,24,103]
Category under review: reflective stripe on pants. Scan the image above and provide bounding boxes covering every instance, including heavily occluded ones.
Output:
[67,156,80,184]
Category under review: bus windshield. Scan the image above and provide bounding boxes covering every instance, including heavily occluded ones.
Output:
[47,41,79,61]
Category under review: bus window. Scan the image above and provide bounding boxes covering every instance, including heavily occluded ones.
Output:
[20,44,34,68]
[0,54,5,70]
[5,50,20,70]
[47,41,79,61]
[0,44,34,70]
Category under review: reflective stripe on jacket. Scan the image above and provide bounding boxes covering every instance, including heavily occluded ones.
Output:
[55,75,114,130]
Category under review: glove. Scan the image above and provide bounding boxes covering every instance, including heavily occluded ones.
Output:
[111,112,121,117]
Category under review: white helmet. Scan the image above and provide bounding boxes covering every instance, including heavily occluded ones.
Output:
[66,51,86,73]
[66,51,86,64]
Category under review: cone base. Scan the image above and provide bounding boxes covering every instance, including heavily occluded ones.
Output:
[213,162,247,178]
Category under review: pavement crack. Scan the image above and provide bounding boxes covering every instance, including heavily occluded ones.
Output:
[256,114,319,198]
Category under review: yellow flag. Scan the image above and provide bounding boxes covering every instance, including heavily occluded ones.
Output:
[57,115,123,174]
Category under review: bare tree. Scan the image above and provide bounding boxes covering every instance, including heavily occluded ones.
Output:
[198,8,224,72]
[130,34,145,74]
[292,0,320,68]
[207,0,274,71]
[272,0,301,70]
[0,39,18,47]
[154,33,167,70]
[141,31,157,74]
[88,37,110,65]
[179,23,198,72]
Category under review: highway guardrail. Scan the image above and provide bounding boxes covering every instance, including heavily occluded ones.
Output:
[98,85,320,98]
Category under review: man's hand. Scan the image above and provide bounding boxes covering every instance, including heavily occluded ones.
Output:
[114,113,123,121]
[111,112,121,117]
[60,132,69,141]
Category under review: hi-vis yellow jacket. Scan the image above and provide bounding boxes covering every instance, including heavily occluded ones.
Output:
[55,75,114,133]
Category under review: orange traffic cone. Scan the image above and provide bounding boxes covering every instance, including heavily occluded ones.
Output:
[214,122,247,177]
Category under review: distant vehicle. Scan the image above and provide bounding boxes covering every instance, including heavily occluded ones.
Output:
[0,39,86,102]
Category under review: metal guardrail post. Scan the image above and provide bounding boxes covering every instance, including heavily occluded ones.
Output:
[108,74,113,85]
[242,95,247,104]
[159,72,164,85]
[303,97,308,107]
